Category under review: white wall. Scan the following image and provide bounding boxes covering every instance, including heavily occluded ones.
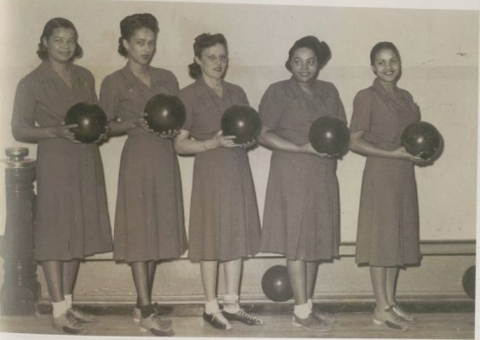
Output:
[0,0,477,261]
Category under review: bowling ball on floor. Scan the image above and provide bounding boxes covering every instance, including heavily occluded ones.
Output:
[144,94,186,133]
[64,102,108,143]
[462,265,475,299]
[261,265,293,302]
[401,121,441,160]
[308,116,350,157]
[221,105,261,144]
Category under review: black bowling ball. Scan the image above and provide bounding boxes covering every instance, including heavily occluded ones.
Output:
[64,102,107,143]
[401,121,441,160]
[144,94,186,133]
[261,265,293,302]
[221,105,261,144]
[308,116,350,157]
[462,265,475,299]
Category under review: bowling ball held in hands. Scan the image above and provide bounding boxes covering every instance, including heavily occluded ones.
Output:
[401,121,441,160]
[221,105,262,144]
[144,94,186,133]
[64,102,108,143]
[308,116,350,157]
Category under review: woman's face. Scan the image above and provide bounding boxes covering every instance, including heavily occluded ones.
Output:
[290,47,319,85]
[43,27,76,64]
[123,27,157,66]
[371,48,401,83]
[195,43,228,81]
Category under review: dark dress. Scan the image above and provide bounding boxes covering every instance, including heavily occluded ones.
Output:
[179,78,261,261]
[99,65,187,262]
[350,78,421,266]
[259,78,346,261]
[11,61,112,261]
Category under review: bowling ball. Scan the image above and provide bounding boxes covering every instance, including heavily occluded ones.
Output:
[144,94,186,133]
[261,265,293,302]
[64,102,108,143]
[221,105,261,144]
[462,265,475,299]
[308,116,350,157]
[401,121,441,160]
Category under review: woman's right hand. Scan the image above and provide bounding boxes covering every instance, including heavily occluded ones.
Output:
[54,124,80,143]
[137,112,155,133]
[392,146,423,162]
[204,130,236,150]
[301,143,332,158]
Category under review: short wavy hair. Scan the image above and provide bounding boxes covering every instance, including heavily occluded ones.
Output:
[285,36,331,72]
[118,13,159,57]
[188,33,228,79]
[37,18,83,60]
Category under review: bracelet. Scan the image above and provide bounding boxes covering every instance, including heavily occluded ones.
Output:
[203,140,209,150]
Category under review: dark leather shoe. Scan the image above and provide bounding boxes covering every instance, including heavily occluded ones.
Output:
[223,309,264,325]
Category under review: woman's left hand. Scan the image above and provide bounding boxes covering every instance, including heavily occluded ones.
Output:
[94,126,110,144]
[137,112,155,133]
[238,139,257,149]
[159,129,180,139]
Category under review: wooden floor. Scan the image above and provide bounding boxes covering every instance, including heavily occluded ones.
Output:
[0,311,475,339]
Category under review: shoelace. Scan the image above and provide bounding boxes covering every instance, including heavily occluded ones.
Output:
[66,312,82,328]
[72,307,90,319]
[238,310,259,322]
[212,312,230,326]
[150,313,165,328]
[385,306,405,323]
[393,305,412,318]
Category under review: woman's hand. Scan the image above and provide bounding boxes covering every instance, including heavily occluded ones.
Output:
[94,125,110,144]
[137,112,155,133]
[238,139,257,149]
[392,146,423,162]
[301,143,332,158]
[204,130,236,150]
[55,123,81,143]
[159,129,180,139]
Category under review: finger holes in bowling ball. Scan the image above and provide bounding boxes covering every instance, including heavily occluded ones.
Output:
[221,105,262,144]
[308,116,350,157]
[64,102,108,143]
[401,121,441,161]
[462,265,475,299]
[261,265,293,302]
[144,94,187,133]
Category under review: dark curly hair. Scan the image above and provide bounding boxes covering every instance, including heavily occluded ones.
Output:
[285,36,331,72]
[37,18,83,60]
[370,41,401,65]
[188,33,228,79]
[118,13,159,57]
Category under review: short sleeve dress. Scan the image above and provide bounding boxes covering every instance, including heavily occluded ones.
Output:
[11,61,113,261]
[179,78,261,262]
[99,65,187,262]
[259,78,346,261]
[350,78,421,267]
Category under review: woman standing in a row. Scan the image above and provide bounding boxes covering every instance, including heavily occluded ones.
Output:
[174,32,263,331]
[11,18,112,335]
[99,13,187,337]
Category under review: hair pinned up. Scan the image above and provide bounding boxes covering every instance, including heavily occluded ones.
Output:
[285,36,331,72]
[118,13,159,57]
[188,33,228,79]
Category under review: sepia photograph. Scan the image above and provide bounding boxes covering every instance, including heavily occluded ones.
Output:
[0,0,477,339]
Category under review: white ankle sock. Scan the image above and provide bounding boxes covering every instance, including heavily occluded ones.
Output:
[64,294,73,307]
[307,298,313,309]
[223,294,240,313]
[294,303,311,319]
[205,298,220,315]
[52,300,69,318]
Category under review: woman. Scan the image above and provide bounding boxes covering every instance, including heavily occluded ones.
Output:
[11,18,112,335]
[99,13,187,337]
[349,42,423,331]
[258,36,344,332]
[174,33,263,331]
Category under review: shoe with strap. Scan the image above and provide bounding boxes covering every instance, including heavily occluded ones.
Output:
[223,308,264,325]
[203,311,232,330]
[133,304,172,326]
[373,305,409,331]
[52,309,87,335]
[140,312,175,337]
[70,306,97,323]
[392,304,416,323]
[292,313,333,332]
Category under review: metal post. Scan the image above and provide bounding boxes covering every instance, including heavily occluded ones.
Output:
[0,147,40,315]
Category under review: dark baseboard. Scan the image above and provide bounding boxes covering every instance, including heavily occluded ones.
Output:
[36,300,475,316]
